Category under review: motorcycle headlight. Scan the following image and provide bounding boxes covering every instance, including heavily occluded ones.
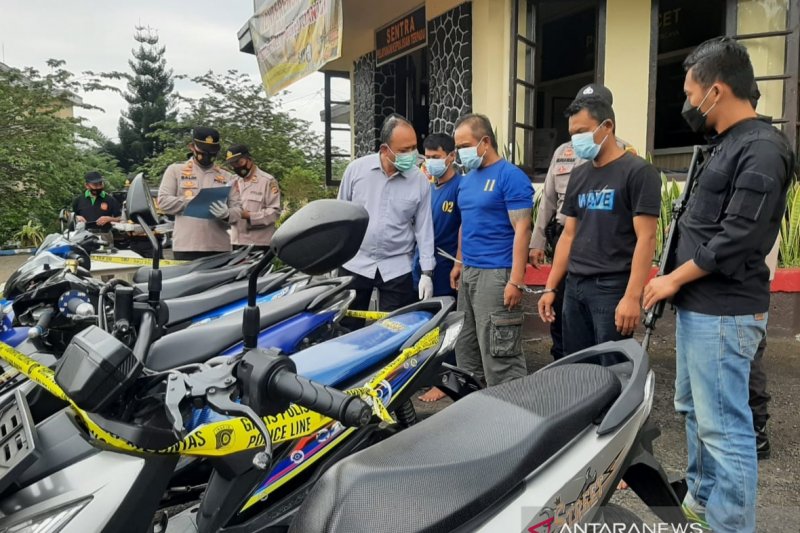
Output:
[4,497,91,533]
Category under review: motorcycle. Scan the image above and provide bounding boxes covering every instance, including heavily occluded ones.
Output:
[0,195,473,533]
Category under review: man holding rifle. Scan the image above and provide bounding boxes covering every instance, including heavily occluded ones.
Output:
[643,38,794,533]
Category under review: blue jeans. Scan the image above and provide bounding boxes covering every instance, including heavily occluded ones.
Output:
[562,273,630,355]
[675,308,766,533]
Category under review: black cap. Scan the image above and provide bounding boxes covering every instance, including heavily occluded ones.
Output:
[225,143,251,163]
[192,126,221,153]
[84,171,104,184]
[575,84,614,106]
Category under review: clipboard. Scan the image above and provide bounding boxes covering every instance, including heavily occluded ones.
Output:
[183,186,231,219]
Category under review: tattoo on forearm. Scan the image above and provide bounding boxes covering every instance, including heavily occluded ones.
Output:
[508,208,532,225]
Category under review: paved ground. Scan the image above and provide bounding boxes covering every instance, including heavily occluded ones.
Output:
[3,256,798,530]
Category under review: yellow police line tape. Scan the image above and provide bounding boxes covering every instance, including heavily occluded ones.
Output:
[344,309,390,321]
[0,324,439,458]
[90,255,187,267]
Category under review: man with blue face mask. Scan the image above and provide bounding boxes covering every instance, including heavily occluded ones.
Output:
[450,114,533,387]
[412,132,461,402]
[537,90,661,356]
[338,114,435,330]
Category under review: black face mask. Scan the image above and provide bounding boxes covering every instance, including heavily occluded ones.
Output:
[195,151,217,168]
[90,188,103,196]
[234,162,252,178]
[681,87,717,134]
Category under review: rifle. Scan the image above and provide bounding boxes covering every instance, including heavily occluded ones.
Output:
[642,144,707,349]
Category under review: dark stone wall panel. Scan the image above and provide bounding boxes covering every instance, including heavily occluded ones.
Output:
[428,2,473,136]
[354,52,377,157]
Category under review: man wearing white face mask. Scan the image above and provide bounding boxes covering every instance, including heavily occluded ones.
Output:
[338,114,436,330]
[537,90,661,355]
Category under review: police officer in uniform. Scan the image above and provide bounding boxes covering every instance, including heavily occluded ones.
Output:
[72,171,122,229]
[529,84,633,360]
[224,144,282,250]
[158,127,242,261]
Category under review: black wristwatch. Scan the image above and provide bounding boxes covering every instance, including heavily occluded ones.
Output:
[422,270,433,277]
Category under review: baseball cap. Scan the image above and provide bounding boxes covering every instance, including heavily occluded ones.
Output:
[84,171,104,184]
[575,84,614,106]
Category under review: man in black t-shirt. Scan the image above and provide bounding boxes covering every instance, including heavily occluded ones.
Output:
[72,171,122,230]
[537,92,660,354]
[643,38,793,533]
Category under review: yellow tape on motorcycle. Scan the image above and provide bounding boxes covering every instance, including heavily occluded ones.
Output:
[90,255,187,267]
[344,309,390,321]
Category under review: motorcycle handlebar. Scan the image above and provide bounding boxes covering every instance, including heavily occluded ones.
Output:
[268,368,372,428]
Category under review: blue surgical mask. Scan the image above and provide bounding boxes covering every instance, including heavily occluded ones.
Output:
[458,137,488,171]
[425,157,450,179]
[571,122,609,161]
[387,147,419,173]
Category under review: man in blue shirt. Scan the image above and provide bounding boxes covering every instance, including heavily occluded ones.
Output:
[338,114,436,330]
[413,133,461,402]
[450,114,533,386]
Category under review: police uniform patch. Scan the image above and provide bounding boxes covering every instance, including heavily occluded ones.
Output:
[181,181,196,188]
[184,190,194,198]
[271,185,279,195]
[555,165,573,174]
[563,148,575,158]
[100,202,108,211]
[214,175,227,183]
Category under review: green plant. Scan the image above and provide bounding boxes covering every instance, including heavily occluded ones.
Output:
[655,172,682,263]
[13,220,46,247]
[779,181,800,267]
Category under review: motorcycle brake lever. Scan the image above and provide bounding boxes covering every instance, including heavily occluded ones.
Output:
[206,387,272,470]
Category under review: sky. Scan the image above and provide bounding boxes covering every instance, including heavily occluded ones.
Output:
[0,1,349,148]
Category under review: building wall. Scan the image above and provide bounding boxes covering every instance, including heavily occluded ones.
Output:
[603,0,652,153]
[428,2,473,135]
[471,0,513,151]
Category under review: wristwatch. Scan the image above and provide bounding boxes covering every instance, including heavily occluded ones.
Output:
[422,270,433,277]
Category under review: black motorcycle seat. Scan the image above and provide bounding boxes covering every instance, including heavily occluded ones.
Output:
[133,250,242,284]
[290,364,622,533]
[136,265,248,300]
[146,285,332,371]
[164,272,284,327]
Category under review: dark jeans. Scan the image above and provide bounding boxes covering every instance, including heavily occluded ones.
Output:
[339,268,416,330]
[173,251,220,261]
[749,335,770,427]
[562,273,630,355]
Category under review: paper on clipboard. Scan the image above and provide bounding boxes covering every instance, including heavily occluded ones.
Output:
[183,186,231,219]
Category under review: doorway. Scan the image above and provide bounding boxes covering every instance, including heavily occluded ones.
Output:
[389,47,430,150]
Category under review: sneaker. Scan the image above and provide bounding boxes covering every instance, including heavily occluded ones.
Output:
[756,424,771,460]
[681,502,712,530]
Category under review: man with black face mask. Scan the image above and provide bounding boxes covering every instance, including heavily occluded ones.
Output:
[158,127,242,260]
[72,171,122,229]
[643,37,794,533]
[224,144,282,249]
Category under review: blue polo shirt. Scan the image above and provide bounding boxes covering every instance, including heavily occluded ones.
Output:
[458,159,533,269]
[413,174,462,295]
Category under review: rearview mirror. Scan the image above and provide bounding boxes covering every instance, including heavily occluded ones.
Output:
[126,173,158,226]
[271,199,368,275]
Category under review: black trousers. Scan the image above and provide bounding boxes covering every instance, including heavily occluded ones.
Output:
[550,277,566,360]
[339,268,416,330]
[173,251,221,261]
[749,335,770,427]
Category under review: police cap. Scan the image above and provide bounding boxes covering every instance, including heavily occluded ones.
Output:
[192,126,221,153]
[575,84,614,106]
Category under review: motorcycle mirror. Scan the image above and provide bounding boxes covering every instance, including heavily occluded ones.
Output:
[126,173,162,305]
[270,199,368,275]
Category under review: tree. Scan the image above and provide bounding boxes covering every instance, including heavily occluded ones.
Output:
[0,60,125,241]
[107,26,176,172]
[141,70,336,211]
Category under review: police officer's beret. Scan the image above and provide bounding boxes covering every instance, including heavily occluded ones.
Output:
[225,143,251,163]
[84,171,103,184]
[192,126,221,153]
[575,84,614,106]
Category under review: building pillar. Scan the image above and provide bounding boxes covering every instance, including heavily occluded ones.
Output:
[603,0,652,153]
